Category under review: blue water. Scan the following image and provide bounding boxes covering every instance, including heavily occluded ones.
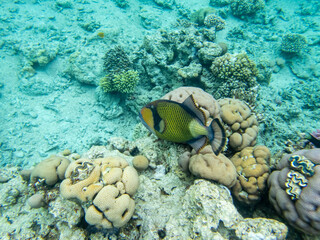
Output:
[0,0,319,238]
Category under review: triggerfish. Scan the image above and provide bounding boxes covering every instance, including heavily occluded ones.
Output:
[139,95,226,155]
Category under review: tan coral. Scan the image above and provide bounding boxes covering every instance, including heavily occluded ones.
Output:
[188,146,237,188]
[218,98,259,151]
[162,86,221,123]
[30,155,71,186]
[231,145,271,204]
[60,155,139,229]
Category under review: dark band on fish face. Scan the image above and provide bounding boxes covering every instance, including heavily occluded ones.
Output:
[148,103,164,133]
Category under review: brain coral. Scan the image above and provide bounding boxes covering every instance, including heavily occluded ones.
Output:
[218,98,259,151]
[268,149,320,235]
[186,145,238,188]
[162,86,221,123]
[231,145,270,204]
[60,156,139,229]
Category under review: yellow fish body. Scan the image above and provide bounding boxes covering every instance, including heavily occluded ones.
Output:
[139,95,226,155]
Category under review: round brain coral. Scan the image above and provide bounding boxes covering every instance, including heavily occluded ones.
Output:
[268,148,320,235]
[60,156,139,229]
[218,98,259,151]
[231,145,270,204]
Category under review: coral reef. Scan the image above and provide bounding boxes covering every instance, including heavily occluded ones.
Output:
[281,33,307,53]
[185,146,238,188]
[268,148,320,235]
[231,0,265,17]
[218,98,259,151]
[231,145,270,204]
[60,155,139,229]
[190,8,216,25]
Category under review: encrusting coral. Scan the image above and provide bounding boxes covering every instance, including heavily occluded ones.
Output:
[268,148,320,235]
[60,156,139,229]
[218,98,259,151]
[231,145,270,204]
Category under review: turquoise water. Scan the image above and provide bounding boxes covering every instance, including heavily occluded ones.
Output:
[0,0,319,239]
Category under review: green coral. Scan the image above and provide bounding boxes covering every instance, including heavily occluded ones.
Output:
[210,52,258,81]
[231,0,265,17]
[191,7,216,25]
[281,33,307,53]
[100,70,139,94]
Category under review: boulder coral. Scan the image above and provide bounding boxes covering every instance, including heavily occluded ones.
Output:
[268,148,320,235]
[218,98,259,151]
[60,156,139,229]
[182,146,238,188]
[30,155,71,186]
[231,145,270,204]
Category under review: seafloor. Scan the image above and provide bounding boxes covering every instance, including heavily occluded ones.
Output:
[0,0,319,239]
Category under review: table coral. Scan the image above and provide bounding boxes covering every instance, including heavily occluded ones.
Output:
[231,145,270,204]
[60,156,139,229]
[268,148,320,235]
[218,98,259,151]
[187,146,238,188]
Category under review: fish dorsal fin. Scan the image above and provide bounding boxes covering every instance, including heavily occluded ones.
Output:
[182,95,206,125]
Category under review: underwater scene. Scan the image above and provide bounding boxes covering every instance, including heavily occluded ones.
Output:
[0,0,319,239]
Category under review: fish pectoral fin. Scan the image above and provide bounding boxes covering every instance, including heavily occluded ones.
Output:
[188,136,208,153]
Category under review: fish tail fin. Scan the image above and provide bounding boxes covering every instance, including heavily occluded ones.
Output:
[208,118,226,155]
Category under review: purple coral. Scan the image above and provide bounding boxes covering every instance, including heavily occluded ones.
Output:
[310,129,320,139]
[309,129,320,148]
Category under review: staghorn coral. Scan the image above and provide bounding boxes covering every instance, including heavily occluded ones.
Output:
[218,98,259,151]
[268,148,320,235]
[60,156,139,229]
[231,145,270,204]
